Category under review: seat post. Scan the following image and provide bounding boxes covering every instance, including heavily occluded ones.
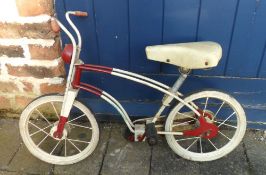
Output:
[161,67,190,106]
[171,67,190,93]
[151,67,190,123]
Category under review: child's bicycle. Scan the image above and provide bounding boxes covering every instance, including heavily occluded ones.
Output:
[19,11,246,165]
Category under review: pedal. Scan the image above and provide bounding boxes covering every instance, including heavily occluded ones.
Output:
[145,123,158,146]
[123,127,134,142]
[123,124,146,142]
[134,124,146,142]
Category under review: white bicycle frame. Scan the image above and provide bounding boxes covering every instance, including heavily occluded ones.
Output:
[54,11,200,134]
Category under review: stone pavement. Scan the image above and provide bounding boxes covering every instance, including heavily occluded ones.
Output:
[0,118,265,175]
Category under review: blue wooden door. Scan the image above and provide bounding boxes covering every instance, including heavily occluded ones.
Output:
[56,0,266,128]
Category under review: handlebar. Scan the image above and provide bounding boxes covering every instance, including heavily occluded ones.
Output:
[73,11,88,17]
[52,10,87,63]
[65,11,85,49]
[54,11,88,48]
[51,11,88,33]
[53,11,87,91]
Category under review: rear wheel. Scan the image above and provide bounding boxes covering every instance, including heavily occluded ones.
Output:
[165,90,246,161]
[19,95,99,165]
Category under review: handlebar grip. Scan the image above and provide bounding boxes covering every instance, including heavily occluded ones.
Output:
[73,11,88,17]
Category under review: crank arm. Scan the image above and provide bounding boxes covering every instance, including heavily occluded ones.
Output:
[157,131,183,135]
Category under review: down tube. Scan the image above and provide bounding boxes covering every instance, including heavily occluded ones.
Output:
[73,83,135,133]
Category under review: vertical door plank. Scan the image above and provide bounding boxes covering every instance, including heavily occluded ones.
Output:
[162,0,200,74]
[194,0,238,76]
[226,0,266,77]
[258,45,266,77]
[94,0,129,69]
[129,0,162,73]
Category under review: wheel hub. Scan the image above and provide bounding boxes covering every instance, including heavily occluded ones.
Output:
[50,121,70,140]
[183,110,219,139]
[203,110,215,123]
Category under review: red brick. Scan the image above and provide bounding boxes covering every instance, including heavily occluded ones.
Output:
[0,96,11,109]
[53,60,66,77]
[15,96,34,108]
[16,0,54,17]
[0,81,19,93]
[29,37,61,60]
[40,82,66,94]
[0,45,24,57]
[0,22,57,39]
[22,81,33,92]
[6,62,65,79]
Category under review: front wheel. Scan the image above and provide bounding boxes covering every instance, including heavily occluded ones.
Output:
[165,90,246,161]
[19,95,99,165]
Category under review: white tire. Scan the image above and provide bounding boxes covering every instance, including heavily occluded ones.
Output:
[165,90,246,161]
[19,95,99,165]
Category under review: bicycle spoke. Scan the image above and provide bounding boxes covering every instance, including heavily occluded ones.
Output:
[218,131,231,141]
[20,95,101,164]
[203,97,209,116]
[68,114,86,123]
[208,139,218,150]
[176,137,200,142]
[176,112,195,120]
[30,123,53,137]
[186,138,199,150]
[164,91,246,161]
[50,140,62,155]
[199,137,203,153]
[51,102,60,120]
[28,121,50,136]
[64,138,67,157]
[37,134,49,147]
[214,120,237,129]
[67,138,90,144]
[214,101,225,118]
[68,123,92,129]
[173,119,195,127]
[35,108,51,125]
[218,112,236,127]
[67,139,81,153]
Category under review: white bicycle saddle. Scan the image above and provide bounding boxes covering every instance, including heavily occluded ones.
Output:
[145,41,222,69]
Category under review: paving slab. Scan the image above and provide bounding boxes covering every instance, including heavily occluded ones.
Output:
[7,143,52,174]
[151,131,250,175]
[6,119,54,174]
[0,119,21,170]
[0,171,21,175]
[0,118,265,175]
[151,137,200,175]
[100,124,151,175]
[243,129,266,175]
[54,123,112,175]
[198,143,249,175]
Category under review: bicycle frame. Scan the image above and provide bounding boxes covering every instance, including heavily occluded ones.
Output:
[18,11,247,165]
[54,11,200,135]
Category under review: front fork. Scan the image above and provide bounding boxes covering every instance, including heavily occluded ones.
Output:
[53,88,79,139]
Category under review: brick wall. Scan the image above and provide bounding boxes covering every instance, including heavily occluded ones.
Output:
[0,0,65,115]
